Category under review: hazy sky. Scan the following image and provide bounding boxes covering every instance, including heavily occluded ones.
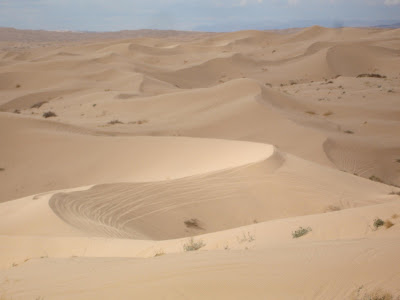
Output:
[0,0,399,32]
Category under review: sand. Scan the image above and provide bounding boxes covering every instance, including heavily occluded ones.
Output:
[0,26,400,299]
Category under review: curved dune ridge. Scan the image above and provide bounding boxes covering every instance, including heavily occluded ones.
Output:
[48,147,392,240]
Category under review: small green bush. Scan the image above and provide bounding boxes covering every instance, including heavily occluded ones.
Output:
[183,237,205,251]
[292,226,312,238]
[373,218,384,229]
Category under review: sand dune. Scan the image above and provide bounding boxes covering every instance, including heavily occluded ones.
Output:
[1,26,400,299]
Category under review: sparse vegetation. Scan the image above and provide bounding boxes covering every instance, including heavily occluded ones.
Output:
[323,111,333,116]
[154,249,165,257]
[373,218,384,229]
[237,231,255,243]
[369,175,383,183]
[392,214,399,219]
[395,159,400,163]
[355,289,397,300]
[183,237,205,251]
[292,226,312,238]
[13,109,21,114]
[129,119,148,125]
[184,218,203,229]
[306,111,316,115]
[108,119,123,125]
[389,191,400,196]
[42,111,57,118]
[357,73,387,79]
[16,84,21,88]
[325,205,341,212]
[31,101,48,109]
[0,168,4,172]
[344,130,354,134]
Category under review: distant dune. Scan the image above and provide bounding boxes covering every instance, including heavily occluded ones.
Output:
[0,26,400,299]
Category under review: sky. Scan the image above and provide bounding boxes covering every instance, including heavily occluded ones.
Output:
[0,0,399,32]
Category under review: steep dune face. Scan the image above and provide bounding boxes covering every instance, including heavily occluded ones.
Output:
[1,27,400,299]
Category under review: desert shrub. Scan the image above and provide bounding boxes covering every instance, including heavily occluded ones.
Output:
[369,175,383,183]
[396,159,400,163]
[31,101,48,109]
[373,218,384,229]
[356,74,387,79]
[344,130,354,134]
[323,111,333,116]
[184,218,202,229]
[42,111,57,118]
[108,120,123,125]
[183,237,205,251]
[13,109,21,114]
[0,168,4,171]
[292,226,312,238]
[16,84,21,88]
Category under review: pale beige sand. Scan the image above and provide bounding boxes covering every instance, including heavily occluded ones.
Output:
[1,26,400,299]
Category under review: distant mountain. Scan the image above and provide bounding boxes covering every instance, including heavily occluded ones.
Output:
[375,22,400,28]
[0,27,209,43]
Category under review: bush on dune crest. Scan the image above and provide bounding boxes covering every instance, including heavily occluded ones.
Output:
[183,237,205,251]
[292,226,312,238]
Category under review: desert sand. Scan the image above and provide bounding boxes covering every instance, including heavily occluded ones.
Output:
[0,26,400,299]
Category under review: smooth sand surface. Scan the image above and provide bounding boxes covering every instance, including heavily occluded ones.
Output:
[1,26,400,299]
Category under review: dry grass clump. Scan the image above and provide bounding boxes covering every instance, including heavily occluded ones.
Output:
[392,214,399,219]
[384,220,394,229]
[108,119,124,125]
[292,226,312,238]
[344,130,354,134]
[16,84,21,88]
[323,111,333,116]
[357,73,387,79]
[325,205,341,212]
[183,237,205,252]
[13,109,21,114]
[237,231,255,243]
[31,101,48,109]
[305,111,316,115]
[0,167,5,172]
[154,249,165,257]
[42,111,57,118]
